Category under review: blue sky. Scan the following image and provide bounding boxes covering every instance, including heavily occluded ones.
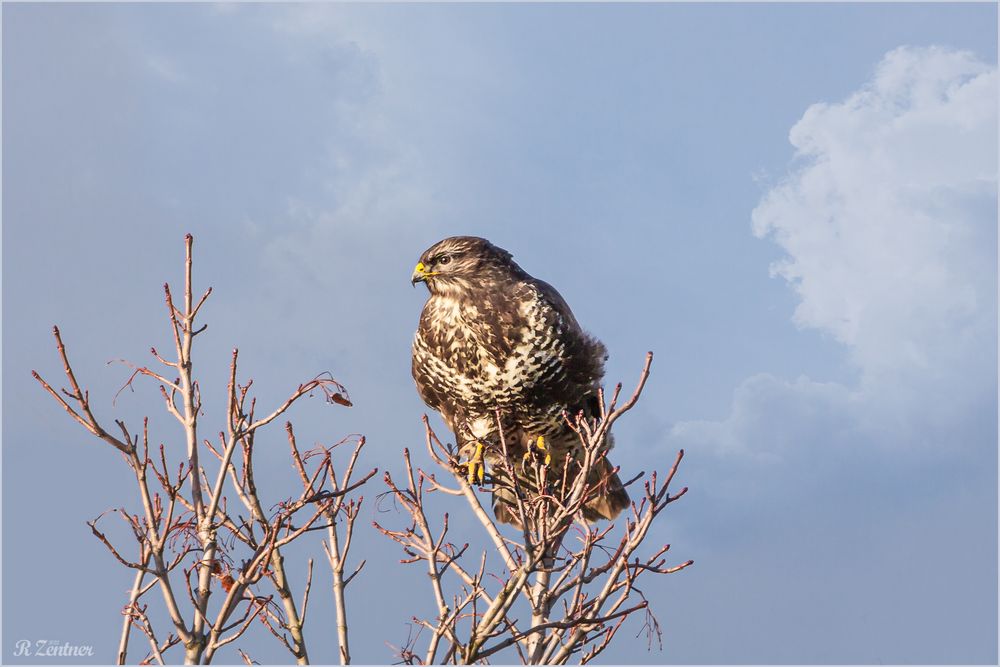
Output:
[3,3,997,664]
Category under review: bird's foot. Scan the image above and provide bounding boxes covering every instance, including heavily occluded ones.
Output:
[521,435,552,469]
[467,441,486,485]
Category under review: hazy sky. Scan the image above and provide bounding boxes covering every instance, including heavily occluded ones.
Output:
[3,3,997,664]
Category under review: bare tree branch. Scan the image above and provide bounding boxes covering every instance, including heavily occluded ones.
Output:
[380,354,691,664]
[34,235,371,665]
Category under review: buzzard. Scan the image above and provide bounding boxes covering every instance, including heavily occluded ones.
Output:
[410,236,629,526]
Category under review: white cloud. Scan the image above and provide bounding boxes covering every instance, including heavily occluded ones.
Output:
[676,46,997,458]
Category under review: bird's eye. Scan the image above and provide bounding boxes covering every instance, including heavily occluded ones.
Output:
[438,255,451,266]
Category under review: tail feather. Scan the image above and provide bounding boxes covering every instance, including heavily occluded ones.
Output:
[491,456,629,528]
[581,457,630,522]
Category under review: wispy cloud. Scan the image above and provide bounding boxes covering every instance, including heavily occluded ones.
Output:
[145,54,186,83]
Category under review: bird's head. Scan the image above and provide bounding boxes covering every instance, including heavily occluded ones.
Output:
[411,236,520,295]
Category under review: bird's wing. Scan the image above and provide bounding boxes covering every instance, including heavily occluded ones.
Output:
[529,278,608,388]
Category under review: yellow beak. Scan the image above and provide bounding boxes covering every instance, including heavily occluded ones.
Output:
[411,261,433,286]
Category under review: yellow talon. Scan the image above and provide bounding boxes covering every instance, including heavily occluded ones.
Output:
[520,436,552,468]
[534,436,551,465]
[468,442,485,485]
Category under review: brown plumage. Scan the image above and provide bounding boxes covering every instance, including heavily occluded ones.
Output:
[410,236,629,526]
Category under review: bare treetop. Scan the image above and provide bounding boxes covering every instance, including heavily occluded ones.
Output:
[33,235,689,665]
[34,235,374,665]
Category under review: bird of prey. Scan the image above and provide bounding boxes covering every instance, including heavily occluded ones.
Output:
[410,236,629,526]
